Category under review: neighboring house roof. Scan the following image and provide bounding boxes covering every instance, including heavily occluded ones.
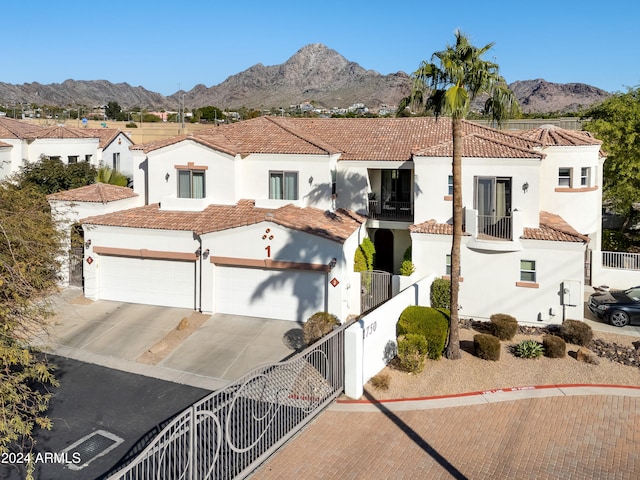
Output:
[81,200,365,243]
[410,211,587,243]
[24,124,96,140]
[0,117,45,139]
[516,124,602,147]
[47,183,138,203]
[81,128,134,148]
[131,116,548,161]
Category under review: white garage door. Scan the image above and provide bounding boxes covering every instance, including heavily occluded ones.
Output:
[99,256,195,309]
[216,266,326,321]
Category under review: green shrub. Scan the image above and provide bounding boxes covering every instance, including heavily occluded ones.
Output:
[602,229,630,252]
[430,278,451,310]
[474,334,501,361]
[490,313,518,340]
[399,259,415,276]
[303,311,340,345]
[397,306,449,360]
[125,121,138,128]
[513,340,544,359]
[542,334,566,358]
[559,319,593,346]
[403,245,412,261]
[354,238,376,272]
[397,334,428,373]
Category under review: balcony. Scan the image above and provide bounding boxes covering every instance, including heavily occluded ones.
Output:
[466,209,523,252]
[368,200,413,222]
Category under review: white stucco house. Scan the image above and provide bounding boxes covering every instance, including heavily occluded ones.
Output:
[0,117,134,181]
[49,116,605,325]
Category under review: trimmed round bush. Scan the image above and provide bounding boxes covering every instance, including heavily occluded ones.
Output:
[559,319,593,346]
[303,312,340,345]
[474,333,501,361]
[542,334,566,358]
[490,313,518,340]
[397,306,449,360]
[397,334,428,373]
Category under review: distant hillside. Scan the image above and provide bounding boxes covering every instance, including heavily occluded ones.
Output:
[0,44,610,114]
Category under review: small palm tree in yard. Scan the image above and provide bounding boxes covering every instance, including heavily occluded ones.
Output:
[406,31,520,359]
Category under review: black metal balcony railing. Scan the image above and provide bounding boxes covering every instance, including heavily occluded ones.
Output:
[478,214,512,240]
[368,200,413,221]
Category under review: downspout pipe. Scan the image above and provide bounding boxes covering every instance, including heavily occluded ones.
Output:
[194,233,203,313]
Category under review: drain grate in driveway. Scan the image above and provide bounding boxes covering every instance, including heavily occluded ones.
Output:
[60,430,124,471]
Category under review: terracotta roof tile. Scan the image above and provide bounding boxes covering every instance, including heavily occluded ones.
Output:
[522,212,588,243]
[81,128,133,148]
[411,212,586,243]
[47,183,137,203]
[81,200,364,243]
[409,220,457,235]
[516,124,602,147]
[0,117,45,139]
[132,117,549,161]
[24,124,96,140]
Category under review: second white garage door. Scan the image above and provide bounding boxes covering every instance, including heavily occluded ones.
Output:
[215,266,327,321]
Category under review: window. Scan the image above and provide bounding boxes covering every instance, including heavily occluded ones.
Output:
[580,167,591,187]
[85,154,92,162]
[448,175,453,196]
[269,171,298,200]
[558,168,572,187]
[68,155,78,164]
[446,254,451,276]
[520,260,536,283]
[178,170,205,199]
[112,152,120,171]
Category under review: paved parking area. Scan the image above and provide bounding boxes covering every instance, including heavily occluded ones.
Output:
[40,287,303,390]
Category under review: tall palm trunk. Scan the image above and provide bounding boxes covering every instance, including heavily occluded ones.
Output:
[446,116,463,360]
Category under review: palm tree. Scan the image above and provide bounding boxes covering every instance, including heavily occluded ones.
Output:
[409,31,520,359]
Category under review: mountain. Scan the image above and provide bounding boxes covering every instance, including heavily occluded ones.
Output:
[0,44,611,114]
[169,44,411,110]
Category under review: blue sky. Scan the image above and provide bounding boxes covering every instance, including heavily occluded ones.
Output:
[2,1,638,96]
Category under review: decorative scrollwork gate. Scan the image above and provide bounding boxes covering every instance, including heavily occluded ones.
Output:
[106,321,350,480]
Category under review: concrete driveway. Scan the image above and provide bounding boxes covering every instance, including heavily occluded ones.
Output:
[40,287,304,391]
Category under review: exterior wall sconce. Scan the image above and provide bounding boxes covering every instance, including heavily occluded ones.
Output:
[84,239,91,249]
[165,173,170,182]
[195,247,202,257]
[203,249,210,259]
[329,258,337,270]
[522,181,529,193]
[308,176,314,185]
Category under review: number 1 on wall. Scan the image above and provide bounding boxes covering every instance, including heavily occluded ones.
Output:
[265,245,271,258]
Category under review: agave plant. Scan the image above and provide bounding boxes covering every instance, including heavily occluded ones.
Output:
[513,340,544,359]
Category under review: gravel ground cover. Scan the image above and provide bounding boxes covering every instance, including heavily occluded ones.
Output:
[363,323,640,400]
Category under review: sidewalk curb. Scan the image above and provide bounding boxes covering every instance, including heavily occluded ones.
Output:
[332,384,640,412]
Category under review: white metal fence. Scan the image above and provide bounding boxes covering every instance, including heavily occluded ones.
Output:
[602,251,640,271]
[106,323,350,480]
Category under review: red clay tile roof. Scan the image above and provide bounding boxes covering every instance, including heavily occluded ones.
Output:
[47,183,138,203]
[522,211,588,243]
[24,125,96,140]
[81,128,133,148]
[0,117,45,139]
[416,132,543,159]
[516,124,602,147]
[131,117,548,161]
[410,212,586,243]
[409,220,457,235]
[81,200,365,243]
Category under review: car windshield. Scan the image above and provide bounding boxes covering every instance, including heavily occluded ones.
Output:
[626,287,640,302]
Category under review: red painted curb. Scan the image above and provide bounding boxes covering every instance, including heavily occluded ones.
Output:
[337,384,640,404]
